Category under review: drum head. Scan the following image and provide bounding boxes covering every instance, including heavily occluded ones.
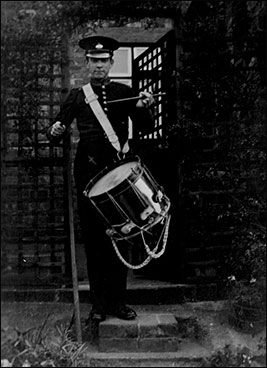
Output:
[89,160,139,197]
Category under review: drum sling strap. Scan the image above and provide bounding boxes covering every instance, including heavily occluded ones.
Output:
[82,83,129,156]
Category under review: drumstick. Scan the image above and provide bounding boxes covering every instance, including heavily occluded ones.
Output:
[107,92,166,104]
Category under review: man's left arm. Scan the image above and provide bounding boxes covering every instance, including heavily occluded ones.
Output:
[136,91,155,109]
[130,91,155,135]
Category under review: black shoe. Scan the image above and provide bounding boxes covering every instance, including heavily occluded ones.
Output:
[88,305,106,322]
[107,304,137,320]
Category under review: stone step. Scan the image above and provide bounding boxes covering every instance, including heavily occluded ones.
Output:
[98,313,183,352]
[83,309,210,354]
[84,341,210,367]
[99,336,180,353]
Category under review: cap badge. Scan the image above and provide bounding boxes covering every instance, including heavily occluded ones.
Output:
[95,43,103,49]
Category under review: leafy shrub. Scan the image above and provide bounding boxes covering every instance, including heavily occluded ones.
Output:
[1,321,87,367]
[228,278,266,332]
[200,344,262,367]
[226,230,266,331]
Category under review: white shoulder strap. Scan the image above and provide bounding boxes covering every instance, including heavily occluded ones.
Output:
[82,83,129,154]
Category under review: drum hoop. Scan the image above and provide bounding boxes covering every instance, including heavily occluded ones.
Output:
[84,155,142,197]
[110,202,171,241]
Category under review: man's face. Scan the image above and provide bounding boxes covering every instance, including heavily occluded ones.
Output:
[87,57,114,80]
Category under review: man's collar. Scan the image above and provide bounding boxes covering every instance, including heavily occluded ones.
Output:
[90,77,111,86]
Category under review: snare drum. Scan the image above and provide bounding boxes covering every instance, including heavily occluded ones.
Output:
[83,156,171,240]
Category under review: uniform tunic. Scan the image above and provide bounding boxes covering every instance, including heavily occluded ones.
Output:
[47,79,154,308]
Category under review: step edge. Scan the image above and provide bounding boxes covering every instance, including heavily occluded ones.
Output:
[85,350,210,360]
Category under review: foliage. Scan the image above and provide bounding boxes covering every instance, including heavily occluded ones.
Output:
[1,1,67,46]
[175,1,266,285]
[41,0,182,28]
[257,337,266,353]
[228,231,266,282]
[223,33,266,327]
[1,318,87,367]
[1,0,183,41]
[228,278,266,331]
[199,344,264,367]
[226,222,266,332]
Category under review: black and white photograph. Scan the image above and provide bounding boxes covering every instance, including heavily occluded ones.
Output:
[1,1,266,366]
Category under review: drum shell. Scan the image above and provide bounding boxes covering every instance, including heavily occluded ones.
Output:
[84,157,170,239]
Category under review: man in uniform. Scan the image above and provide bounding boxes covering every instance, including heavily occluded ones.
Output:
[47,36,155,322]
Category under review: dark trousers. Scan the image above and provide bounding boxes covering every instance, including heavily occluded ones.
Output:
[74,151,128,309]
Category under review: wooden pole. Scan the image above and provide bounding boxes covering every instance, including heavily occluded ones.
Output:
[67,140,82,343]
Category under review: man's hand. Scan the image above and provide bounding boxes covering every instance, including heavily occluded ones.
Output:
[136,91,154,108]
[50,121,66,136]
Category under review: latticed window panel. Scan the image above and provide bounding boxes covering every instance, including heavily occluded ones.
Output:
[132,30,176,141]
[1,44,69,287]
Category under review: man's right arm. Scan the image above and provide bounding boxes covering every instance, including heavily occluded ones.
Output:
[47,121,66,140]
[46,89,79,143]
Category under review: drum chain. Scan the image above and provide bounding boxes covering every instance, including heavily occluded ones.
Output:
[110,214,171,270]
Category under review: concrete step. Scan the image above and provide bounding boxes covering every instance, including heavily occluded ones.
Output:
[83,341,210,367]
[82,311,210,356]
[98,313,180,352]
